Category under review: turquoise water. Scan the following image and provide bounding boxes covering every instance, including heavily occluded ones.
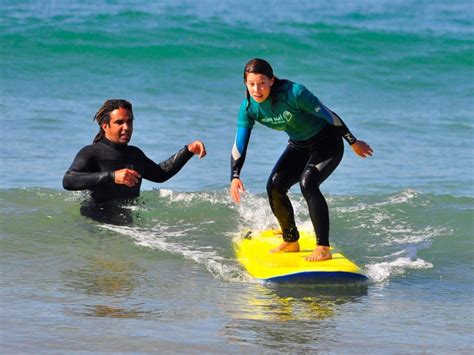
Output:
[1,1,473,353]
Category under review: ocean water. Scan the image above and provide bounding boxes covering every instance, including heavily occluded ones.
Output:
[1,0,473,353]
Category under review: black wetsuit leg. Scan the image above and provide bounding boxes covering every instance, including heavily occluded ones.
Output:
[267,128,344,245]
[299,136,343,246]
[267,146,308,242]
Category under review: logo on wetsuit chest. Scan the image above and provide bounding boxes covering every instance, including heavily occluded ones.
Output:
[261,110,293,125]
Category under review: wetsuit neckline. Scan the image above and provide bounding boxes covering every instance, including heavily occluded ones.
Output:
[99,137,128,151]
[249,95,271,105]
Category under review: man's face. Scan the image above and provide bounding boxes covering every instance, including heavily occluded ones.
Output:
[103,107,133,144]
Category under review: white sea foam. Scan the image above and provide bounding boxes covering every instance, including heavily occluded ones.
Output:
[157,188,229,205]
[233,191,313,233]
[352,193,451,282]
[234,191,277,231]
[387,189,419,204]
[64,190,89,202]
[364,233,437,282]
[104,188,452,285]
[379,226,451,247]
[101,223,254,284]
[334,189,420,214]
[366,256,433,283]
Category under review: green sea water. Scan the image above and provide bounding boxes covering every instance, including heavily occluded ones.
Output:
[1,0,473,352]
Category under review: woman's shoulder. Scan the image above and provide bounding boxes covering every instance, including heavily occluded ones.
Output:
[276,80,305,96]
[275,80,307,101]
[239,97,250,108]
[288,81,307,94]
[276,79,294,90]
[290,82,318,102]
[238,97,256,114]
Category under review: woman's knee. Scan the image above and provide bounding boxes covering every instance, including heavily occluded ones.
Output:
[299,166,320,197]
[267,173,288,196]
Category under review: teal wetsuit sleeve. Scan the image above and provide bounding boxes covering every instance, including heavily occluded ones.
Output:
[231,126,251,180]
[237,99,255,129]
[230,100,254,180]
[296,85,357,144]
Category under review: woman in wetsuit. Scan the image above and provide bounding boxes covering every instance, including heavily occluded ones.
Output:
[229,59,373,262]
[63,99,206,205]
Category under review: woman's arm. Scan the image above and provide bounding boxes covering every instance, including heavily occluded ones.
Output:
[231,126,252,180]
[297,85,373,157]
[230,126,252,203]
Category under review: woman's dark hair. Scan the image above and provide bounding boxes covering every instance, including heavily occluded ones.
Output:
[93,99,133,143]
[243,58,284,109]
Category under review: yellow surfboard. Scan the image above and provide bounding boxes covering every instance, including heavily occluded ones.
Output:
[234,229,367,283]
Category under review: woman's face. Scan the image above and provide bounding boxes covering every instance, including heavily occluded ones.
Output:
[245,73,274,103]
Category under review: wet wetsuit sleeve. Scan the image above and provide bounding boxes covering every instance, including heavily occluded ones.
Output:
[296,85,357,145]
[231,126,252,180]
[230,101,254,180]
[62,146,113,190]
[143,146,194,183]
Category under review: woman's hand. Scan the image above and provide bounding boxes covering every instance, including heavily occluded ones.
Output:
[114,168,141,187]
[230,178,245,204]
[187,140,207,159]
[351,140,373,158]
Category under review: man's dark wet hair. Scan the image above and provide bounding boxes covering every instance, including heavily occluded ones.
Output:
[93,99,133,143]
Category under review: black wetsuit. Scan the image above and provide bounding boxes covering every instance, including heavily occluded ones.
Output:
[63,138,194,204]
[267,127,343,246]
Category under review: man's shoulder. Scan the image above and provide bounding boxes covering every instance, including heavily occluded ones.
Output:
[127,145,147,158]
[127,144,144,152]
[76,141,114,157]
[76,143,97,155]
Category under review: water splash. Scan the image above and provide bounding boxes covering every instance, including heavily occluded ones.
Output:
[366,256,433,283]
[101,223,253,284]
[98,188,455,284]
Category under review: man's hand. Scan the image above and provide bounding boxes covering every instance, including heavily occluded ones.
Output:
[114,168,141,187]
[187,140,207,159]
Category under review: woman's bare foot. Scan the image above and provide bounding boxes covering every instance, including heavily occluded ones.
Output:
[305,246,332,262]
[270,241,300,254]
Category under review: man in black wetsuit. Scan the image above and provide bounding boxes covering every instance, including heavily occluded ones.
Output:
[63,99,206,212]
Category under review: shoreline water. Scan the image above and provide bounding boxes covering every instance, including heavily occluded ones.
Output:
[1,187,473,352]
